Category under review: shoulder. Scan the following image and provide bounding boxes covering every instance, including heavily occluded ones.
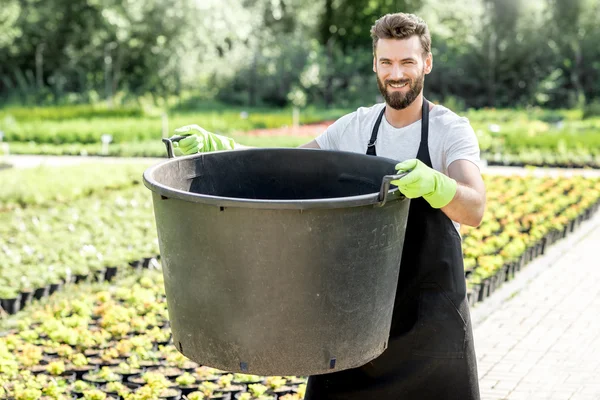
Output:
[329,103,385,132]
[342,103,385,124]
[429,104,475,140]
[429,104,471,130]
[355,103,386,119]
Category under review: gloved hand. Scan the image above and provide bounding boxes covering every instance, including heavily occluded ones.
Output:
[391,159,457,208]
[172,124,236,156]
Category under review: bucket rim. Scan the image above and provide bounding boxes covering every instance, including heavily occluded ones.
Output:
[142,148,406,210]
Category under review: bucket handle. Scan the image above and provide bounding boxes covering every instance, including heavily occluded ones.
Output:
[377,172,408,207]
[162,135,187,159]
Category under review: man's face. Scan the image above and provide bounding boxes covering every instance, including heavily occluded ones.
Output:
[373,36,432,110]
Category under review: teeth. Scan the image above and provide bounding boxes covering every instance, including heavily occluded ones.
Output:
[390,83,407,88]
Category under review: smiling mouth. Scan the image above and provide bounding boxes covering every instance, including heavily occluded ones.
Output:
[388,82,408,89]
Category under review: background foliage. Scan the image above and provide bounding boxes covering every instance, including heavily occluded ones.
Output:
[1,0,600,112]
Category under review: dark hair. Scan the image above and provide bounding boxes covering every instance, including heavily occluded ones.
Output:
[370,13,431,57]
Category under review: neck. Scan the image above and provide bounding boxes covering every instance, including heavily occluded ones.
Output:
[384,93,424,128]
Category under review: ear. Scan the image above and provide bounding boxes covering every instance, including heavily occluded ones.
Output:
[424,52,433,75]
[373,56,377,74]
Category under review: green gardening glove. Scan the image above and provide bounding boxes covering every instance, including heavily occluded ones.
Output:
[391,159,457,208]
[172,124,237,156]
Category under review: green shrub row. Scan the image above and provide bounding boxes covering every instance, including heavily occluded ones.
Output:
[0,107,342,144]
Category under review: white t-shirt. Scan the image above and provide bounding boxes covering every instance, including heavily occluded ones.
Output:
[315,102,481,233]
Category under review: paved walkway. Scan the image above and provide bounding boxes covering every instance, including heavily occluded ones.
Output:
[472,210,600,400]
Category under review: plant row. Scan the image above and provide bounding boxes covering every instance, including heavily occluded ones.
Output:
[0,136,308,159]
[460,174,600,305]
[0,185,159,310]
[0,108,342,145]
[484,149,600,169]
[471,108,600,168]
[3,104,600,168]
[0,270,307,400]
[2,172,600,317]
[0,163,152,212]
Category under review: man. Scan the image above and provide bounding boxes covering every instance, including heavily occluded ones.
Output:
[174,12,484,400]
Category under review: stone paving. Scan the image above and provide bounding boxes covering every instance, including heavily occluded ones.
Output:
[471,210,600,400]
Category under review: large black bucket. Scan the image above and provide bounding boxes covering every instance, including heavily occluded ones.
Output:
[143,146,410,376]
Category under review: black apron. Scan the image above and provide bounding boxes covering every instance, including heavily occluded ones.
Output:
[305,98,481,400]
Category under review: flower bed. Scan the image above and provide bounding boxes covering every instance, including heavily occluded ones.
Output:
[461,174,600,304]
[2,171,600,398]
[0,186,160,315]
[0,271,307,400]
[2,171,600,317]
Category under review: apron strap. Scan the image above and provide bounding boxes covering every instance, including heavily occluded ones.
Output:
[366,107,385,156]
[416,98,432,168]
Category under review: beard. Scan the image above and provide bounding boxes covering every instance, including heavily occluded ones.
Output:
[376,69,425,110]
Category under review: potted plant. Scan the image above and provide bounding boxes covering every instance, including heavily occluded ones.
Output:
[127,371,171,388]
[164,349,198,372]
[101,253,121,282]
[159,387,182,400]
[175,372,198,395]
[185,392,206,400]
[12,387,42,400]
[114,339,133,359]
[278,394,301,400]
[17,343,43,368]
[197,381,228,400]
[98,348,122,367]
[148,327,171,346]
[82,388,108,400]
[283,376,306,386]
[263,376,294,397]
[101,381,131,399]
[18,277,34,311]
[112,359,143,380]
[37,375,69,398]
[72,263,90,284]
[293,383,306,398]
[33,283,49,301]
[71,380,94,397]
[46,360,76,382]
[231,374,262,386]
[235,384,276,400]
[82,366,122,385]
[216,373,246,398]
[0,285,21,315]
[67,353,96,379]
[194,367,222,383]
[154,366,184,380]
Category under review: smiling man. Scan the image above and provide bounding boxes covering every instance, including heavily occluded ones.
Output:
[300,13,485,400]
[171,11,484,400]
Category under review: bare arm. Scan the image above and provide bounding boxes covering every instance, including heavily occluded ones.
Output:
[441,160,486,227]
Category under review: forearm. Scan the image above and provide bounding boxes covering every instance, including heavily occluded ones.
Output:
[441,183,486,227]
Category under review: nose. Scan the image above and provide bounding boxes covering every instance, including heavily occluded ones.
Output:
[389,64,404,81]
